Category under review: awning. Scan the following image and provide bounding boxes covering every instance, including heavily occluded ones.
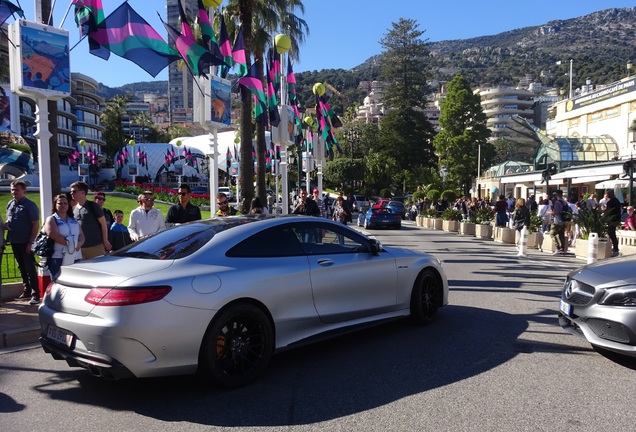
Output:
[571,175,611,184]
[500,172,542,184]
[552,163,624,180]
[596,178,630,189]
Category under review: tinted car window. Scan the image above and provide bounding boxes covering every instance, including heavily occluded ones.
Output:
[227,226,304,257]
[114,219,251,260]
[292,222,371,255]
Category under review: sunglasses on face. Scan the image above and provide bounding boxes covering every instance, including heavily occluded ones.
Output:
[144,198,155,202]
[95,197,106,201]
[217,200,228,205]
[178,192,188,196]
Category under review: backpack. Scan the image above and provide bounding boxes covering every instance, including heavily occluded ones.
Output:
[560,200,573,222]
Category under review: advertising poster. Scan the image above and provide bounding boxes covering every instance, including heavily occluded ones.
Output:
[78,164,89,177]
[230,162,239,177]
[174,163,183,176]
[210,77,231,127]
[128,164,138,176]
[19,21,71,96]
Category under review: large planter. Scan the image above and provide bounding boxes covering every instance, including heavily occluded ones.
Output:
[541,233,557,253]
[527,232,543,249]
[424,217,434,228]
[475,223,493,239]
[575,238,612,260]
[416,215,424,227]
[459,222,476,236]
[442,220,460,232]
[494,227,516,244]
[432,218,443,230]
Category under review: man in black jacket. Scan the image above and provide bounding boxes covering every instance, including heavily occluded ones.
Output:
[292,189,321,217]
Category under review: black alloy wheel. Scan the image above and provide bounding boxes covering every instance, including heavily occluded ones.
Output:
[410,269,440,325]
[200,304,273,388]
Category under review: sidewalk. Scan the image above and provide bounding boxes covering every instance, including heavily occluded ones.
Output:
[0,283,41,349]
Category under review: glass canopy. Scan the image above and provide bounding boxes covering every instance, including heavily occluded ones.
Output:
[534,135,619,171]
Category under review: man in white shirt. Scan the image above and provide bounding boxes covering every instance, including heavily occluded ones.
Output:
[128,191,165,241]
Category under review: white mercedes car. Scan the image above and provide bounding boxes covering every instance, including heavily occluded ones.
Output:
[39,216,448,387]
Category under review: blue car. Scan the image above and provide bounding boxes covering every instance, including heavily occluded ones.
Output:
[384,201,407,220]
[357,207,402,229]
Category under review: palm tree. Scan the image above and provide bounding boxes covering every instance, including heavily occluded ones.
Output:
[101,94,131,162]
[226,0,308,210]
[132,111,153,143]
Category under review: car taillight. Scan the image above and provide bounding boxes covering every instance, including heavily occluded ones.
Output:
[85,286,172,306]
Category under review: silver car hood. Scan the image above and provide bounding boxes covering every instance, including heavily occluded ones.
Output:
[56,256,175,287]
[569,255,636,288]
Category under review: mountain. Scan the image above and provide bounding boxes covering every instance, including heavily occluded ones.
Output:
[98,7,636,109]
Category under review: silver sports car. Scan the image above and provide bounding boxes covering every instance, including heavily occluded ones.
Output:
[39,216,448,387]
[559,255,636,357]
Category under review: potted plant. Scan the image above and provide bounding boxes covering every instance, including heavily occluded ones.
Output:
[525,212,544,249]
[475,207,495,239]
[441,208,462,232]
[575,207,612,259]
[421,208,438,228]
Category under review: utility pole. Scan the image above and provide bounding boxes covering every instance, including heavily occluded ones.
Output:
[36,0,62,195]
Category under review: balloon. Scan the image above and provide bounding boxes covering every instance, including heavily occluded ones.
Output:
[275,34,291,54]
[79,139,86,146]
[312,83,325,96]
[176,140,182,147]
[128,139,135,146]
[202,0,223,7]
[304,116,314,126]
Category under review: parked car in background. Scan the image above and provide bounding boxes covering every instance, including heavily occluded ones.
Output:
[385,201,407,219]
[372,199,391,209]
[39,216,448,388]
[559,255,636,358]
[352,195,370,212]
[218,187,233,200]
[357,207,402,229]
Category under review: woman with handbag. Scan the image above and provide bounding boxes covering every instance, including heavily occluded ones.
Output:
[44,194,85,281]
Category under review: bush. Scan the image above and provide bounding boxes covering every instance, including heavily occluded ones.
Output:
[475,206,495,224]
[412,190,426,202]
[441,189,457,202]
[422,208,438,217]
[427,189,440,202]
[441,207,463,221]
[578,207,610,239]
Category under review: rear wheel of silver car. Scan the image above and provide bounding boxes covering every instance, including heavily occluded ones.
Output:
[200,303,273,388]
[410,269,440,325]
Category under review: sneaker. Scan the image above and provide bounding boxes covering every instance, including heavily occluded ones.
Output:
[29,296,40,305]
[612,251,620,257]
[15,292,30,300]
[552,249,563,255]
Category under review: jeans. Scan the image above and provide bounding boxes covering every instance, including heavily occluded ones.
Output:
[608,224,619,252]
[11,243,39,297]
[46,257,63,281]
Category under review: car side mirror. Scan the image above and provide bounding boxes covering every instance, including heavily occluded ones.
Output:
[369,239,382,256]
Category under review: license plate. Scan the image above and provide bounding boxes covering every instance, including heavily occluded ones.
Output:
[47,325,75,348]
[559,300,572,317]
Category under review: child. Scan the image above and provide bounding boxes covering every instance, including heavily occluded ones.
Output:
[108,210,133,252]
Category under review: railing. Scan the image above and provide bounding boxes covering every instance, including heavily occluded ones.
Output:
[617,230,636,256]
[1,248,21,283]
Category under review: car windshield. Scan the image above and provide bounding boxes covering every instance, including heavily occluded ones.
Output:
[112,219,254,260]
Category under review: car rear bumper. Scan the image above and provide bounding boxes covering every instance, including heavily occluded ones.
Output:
[40,336,135,379]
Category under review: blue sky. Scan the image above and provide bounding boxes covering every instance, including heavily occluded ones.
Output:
[12,0,636,87]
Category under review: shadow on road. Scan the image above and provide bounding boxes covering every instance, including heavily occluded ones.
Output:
[27,304,588,427]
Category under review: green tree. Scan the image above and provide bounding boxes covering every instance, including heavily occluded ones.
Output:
[376,108,435,171]
[101,94,131,162]
[323,158,365,190]
[131,111,152,143]
[433,74,491,195]
[378,18,431,111]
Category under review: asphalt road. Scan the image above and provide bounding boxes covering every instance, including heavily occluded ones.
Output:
[2,220,636,432]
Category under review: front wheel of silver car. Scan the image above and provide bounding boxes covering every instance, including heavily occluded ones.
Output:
[410,269,440,325]
[200,303,273,388]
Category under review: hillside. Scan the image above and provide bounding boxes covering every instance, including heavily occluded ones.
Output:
[98,7,636,112]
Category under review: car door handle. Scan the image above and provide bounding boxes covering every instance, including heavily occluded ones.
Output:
[317,259,334,266]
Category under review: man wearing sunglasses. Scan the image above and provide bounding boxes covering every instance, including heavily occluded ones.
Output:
[214,192,241,217]
[166,184,202,226]
[128,190,166,241]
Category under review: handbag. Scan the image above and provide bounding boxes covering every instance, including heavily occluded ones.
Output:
[33,231,54,258]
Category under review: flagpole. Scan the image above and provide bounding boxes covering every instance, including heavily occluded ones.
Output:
[59,0,72,28]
